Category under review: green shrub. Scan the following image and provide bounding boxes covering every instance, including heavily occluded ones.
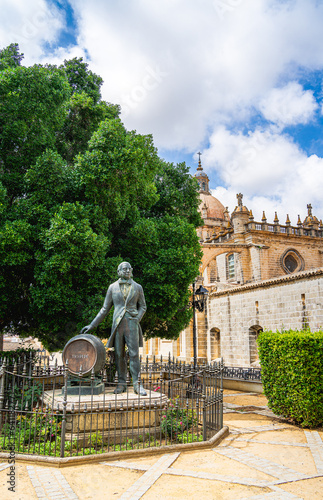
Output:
[177,431,203,444]
[12,381,43,410]
[161,398,197,441]
[258,330,323,428]
[0,412,62,455]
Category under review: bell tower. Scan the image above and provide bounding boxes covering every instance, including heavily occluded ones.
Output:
[194,152,210,194]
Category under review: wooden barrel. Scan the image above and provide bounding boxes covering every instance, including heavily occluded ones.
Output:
[62,334,106,376]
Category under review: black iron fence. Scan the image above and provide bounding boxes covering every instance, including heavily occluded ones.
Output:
[0,349,260,381]
[0,358,223,458]
[223,366,261,381]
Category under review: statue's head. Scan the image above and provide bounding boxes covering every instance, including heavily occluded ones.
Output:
[118,262,133,280]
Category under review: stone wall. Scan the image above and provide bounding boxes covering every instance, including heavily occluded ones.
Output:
[143,269,323,366]
[207,268,323,367]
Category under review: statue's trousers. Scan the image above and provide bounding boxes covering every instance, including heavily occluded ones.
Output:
[114,312,140,387]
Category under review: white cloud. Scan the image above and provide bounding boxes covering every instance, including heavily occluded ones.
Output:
[259,82,318,127]
[0,0,65,64]
[205,126,323,221]
[1,0,323,221]
[2,1,323,150]
[51,0,323,150]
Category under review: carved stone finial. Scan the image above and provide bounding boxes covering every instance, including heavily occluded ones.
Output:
[285,214,291,225]
[261,211,267,222]
[237,193,243,207]
[307,203,312,216]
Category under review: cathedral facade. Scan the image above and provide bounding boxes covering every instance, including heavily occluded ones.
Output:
[142,161,323,367]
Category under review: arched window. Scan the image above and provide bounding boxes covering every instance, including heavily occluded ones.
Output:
[227,253,235,279]
[202,182,206,191]
[249,325,263,365]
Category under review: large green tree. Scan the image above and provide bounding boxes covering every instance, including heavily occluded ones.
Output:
[0,44,202,351]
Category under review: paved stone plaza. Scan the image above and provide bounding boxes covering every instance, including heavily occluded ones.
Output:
[1,390,322,499]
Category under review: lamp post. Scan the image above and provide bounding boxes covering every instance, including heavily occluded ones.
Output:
[192,282,209,371]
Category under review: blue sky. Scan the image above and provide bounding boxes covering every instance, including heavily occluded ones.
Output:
[1,0,323,222]
[46,1,78,49]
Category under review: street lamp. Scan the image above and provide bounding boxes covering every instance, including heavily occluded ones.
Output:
[192,282,209,370]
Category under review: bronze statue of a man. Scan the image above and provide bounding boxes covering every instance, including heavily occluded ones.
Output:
[81,262,147,395]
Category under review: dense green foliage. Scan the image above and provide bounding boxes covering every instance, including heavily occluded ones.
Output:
[258,330,323,427]
[0,44,202,351]
[0,347,37,365]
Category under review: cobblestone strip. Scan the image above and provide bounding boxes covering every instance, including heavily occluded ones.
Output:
[305,430,323,474]
[224,393,257,397]
[225,403,268,410]
[214,446,308,481]
[27,466,79,500]
[0,462,11,472]
[119,452,180,500]
[234,438,308,448]
[229,424,289,434]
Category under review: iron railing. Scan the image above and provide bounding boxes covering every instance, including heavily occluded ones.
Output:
[1,350,260,381]
[223,366,261,381]
[0,358,223,458]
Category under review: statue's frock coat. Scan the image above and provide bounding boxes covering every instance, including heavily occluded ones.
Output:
[89,278,146,347]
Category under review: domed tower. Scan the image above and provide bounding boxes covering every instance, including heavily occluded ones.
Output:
[194,153,226,241]
[303,204,319,230]
[195,153,211,194]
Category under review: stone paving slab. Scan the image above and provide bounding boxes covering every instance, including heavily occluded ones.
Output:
[141,474,270,500]
[231,439,318,477]
[277,476,323,500]
[229,424,291,434]
[234,437,308,448]
[214,446,310,481]
[169,447,276,481]
[250,429,308,444]
[235,486,303,499]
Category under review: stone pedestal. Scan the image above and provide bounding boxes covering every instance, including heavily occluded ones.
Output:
[43,387,168,446]
[62,376,105,396]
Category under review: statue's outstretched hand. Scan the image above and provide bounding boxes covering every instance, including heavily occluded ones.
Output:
[80,325,92,334]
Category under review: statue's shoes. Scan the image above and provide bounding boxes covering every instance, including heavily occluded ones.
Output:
[133,384,147,396]
[114,385,126,394]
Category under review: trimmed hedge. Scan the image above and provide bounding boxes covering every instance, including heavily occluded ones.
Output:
[257,330,323,428]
